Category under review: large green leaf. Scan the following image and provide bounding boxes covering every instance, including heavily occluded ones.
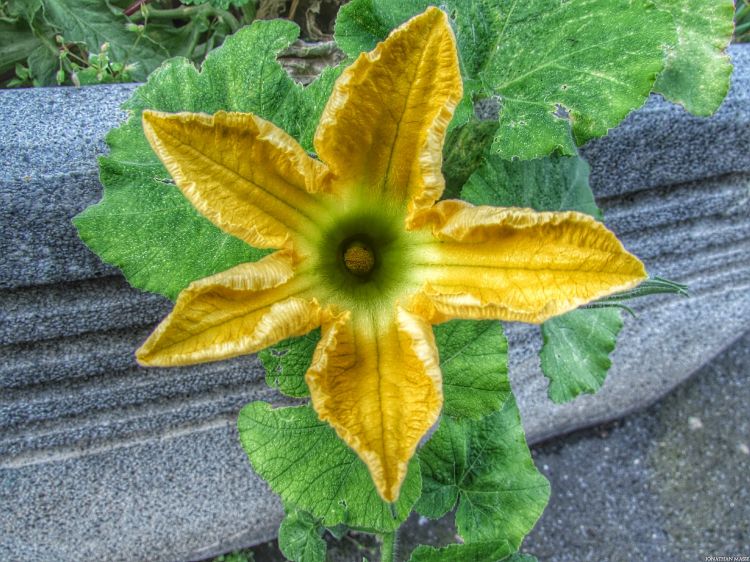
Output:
[540,307,623,403]
[484,0,674,159]
[416,395,550,549]
[434,320,509,420]
[461,153,601,220]
[237,402,421,533]
[278,510,327,562]
[74,20,335,300]
[335,0,676,160]
[653,0,735,116]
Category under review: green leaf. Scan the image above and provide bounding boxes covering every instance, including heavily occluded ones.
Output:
[40,0,168,81]
[441,119,499,200]
[416,395,550,549]
[0,20,41,76]
[336,0,676,160]
[540,307,623,403]
[334,0,426,60]
[484,0,675,159]
[259,329,320,398]
[27,44,58,86]
[461,153,602,220]
[7,0,43,21]
[434,320,509,420]
[652,0,735,116]
[462,153,626,403]
[258,319,508,414]
[237,402,421,533]
[278,510,327,562]
[335,0,501,82]
[409,540,513,562]
[74,20,331,300]
[334,0,502,132]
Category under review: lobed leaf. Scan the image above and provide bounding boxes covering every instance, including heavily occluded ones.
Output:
[237,402,421,533]
[336,0,678,160]
[75,20,336,300]
[416,395,550,549]
[278,510,327,562]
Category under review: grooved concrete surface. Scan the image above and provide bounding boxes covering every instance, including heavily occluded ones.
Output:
[1,45,749,562]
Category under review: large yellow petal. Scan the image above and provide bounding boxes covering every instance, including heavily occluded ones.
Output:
[143,110,329,249]
[314,7,462,221]
[306,307,443,502]
[409,200,647,324]
[137,251,321,366]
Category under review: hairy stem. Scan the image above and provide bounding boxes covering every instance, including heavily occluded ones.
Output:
[381,531,398,562]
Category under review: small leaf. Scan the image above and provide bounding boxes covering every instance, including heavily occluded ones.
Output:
[409,540,512,562]
[653,0,735,116]
[540,307,623,403]
[416,395,550,550]
[461,153,602,220]
[259,329,320,398]
[237,402,421,533]
[434,320,509,420]
[278,510,327,562]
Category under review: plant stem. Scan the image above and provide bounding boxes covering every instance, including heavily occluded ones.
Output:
[381,531,398,562]
[129,5,205,21]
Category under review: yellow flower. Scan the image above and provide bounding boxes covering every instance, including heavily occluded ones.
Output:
[135,8,646,502]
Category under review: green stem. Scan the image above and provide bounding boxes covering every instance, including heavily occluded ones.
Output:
[381,531,398,562]
[213,8,240,33]
[129,5,206,20]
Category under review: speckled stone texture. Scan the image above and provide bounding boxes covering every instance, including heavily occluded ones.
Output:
[1,45,748,562]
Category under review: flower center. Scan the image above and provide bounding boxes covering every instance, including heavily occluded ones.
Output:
[343,240,375,276]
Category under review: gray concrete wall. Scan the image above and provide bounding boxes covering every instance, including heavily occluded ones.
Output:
[1,45,748,562]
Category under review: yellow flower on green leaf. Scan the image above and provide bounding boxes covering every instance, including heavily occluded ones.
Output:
[135,8,646,503]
